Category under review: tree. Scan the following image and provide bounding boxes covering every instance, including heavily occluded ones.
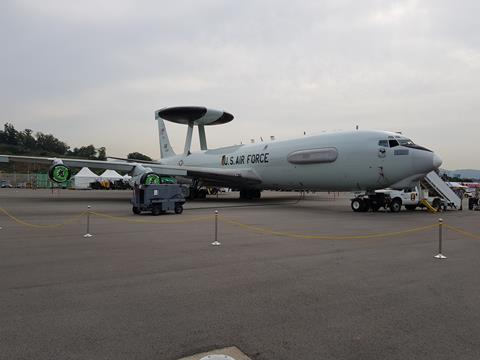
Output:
[2,123,19,145]
[0,122,108,160]
[97,147,107,161]
[68,145,97,159]
[19,129,37,150]
[36,132,69,155]
[127,152,152,161]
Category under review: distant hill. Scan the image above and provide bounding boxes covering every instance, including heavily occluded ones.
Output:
[442,169,480,180]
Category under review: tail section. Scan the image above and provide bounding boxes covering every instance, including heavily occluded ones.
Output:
[155,112,176,159]
[155,106,234,158]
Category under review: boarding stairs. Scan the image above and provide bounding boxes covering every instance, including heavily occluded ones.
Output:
[422,171,462,210]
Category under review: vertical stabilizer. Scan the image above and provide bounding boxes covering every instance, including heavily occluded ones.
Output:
[155,113,176,159]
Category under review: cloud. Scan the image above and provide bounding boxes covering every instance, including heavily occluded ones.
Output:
[13,0,139,24]
[368,0,420,25]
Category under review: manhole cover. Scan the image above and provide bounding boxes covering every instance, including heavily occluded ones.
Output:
[177,346,251,360]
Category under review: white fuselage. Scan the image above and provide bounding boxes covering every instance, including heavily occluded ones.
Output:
[159,130,441,191]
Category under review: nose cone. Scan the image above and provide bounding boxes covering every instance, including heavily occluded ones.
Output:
[412,150,443,173]
[433,153,443,169]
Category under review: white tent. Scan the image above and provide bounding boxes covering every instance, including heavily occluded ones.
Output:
[446,182,468,189]
[74,167,100,189]
[100,169,124,181]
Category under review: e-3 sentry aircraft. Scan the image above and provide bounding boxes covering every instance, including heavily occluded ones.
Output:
[0,106,442,199]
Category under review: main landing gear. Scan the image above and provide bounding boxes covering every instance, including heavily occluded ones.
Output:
[239,189,262,200]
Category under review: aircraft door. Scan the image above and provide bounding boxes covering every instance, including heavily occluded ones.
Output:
[377,140,388,159]
[376,140,389,187]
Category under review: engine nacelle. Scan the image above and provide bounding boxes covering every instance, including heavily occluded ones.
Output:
[130,172,177,187]
[140,172,161,185]
[129,164,176,186]
[48,164,72,183]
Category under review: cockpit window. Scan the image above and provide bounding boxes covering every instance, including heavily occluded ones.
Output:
[392,136,432,152]
[397,138,415,146]
[378,140,388,147]
[389,139,399,148]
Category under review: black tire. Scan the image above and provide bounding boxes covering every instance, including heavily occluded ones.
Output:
[351,198,364,212]
[132,206,141,215]
[361,199,370,212]
[432,198,441,211]
[152,206,161,216]
[174,204,183,214]
[239,189,246,199]
[390,198,402,213]
[240,189,253,200]
[405,205,417,211]
[469,198,476,210]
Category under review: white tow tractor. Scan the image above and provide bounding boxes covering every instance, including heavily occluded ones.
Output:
[351,186,444,213]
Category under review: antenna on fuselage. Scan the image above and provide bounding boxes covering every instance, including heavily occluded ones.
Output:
[155,106,234,156]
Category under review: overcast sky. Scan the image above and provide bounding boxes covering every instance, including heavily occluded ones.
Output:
[1,0,479,169]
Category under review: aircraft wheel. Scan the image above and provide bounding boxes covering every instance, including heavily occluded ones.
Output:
[152,206,161,216]
[390,198,402,213]
[132,206,141,215]
[361,200,370,212]
[174,204,183,214]
[252,190,261,199]
[432,198,441,211]
[240,189,252,200]
[351,198,364,212]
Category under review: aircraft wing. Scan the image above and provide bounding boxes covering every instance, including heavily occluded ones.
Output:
[172,166,262,186]
[0,155,262,185]
[0,154,139,172]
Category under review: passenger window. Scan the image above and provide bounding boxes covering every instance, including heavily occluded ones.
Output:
[389,139,399,148]
[378,140,388,147]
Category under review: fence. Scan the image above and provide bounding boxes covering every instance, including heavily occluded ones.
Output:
[0,173,72,188]
[1,206,479,259]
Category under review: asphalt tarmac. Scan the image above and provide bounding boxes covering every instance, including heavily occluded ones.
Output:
[1,189,480,360]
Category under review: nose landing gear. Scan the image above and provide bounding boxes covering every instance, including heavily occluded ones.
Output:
[351,197,368,212]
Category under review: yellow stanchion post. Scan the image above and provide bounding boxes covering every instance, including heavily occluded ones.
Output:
[211,210,221,246]
[83,205,93,238]
[434,218,447,259]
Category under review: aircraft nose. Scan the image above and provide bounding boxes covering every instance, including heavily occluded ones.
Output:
[433,153,443,169]
[412,150,442,173]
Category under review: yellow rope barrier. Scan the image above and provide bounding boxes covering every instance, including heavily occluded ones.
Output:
[0,207,87,229]
[89,211,214,225]
[445,224,480,240]
[1,206,480,242]
[219,216,438,240]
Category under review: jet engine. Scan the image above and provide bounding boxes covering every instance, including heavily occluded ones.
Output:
[48,164,72,183]
[139,172,161,185]
[129,165,162,186]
